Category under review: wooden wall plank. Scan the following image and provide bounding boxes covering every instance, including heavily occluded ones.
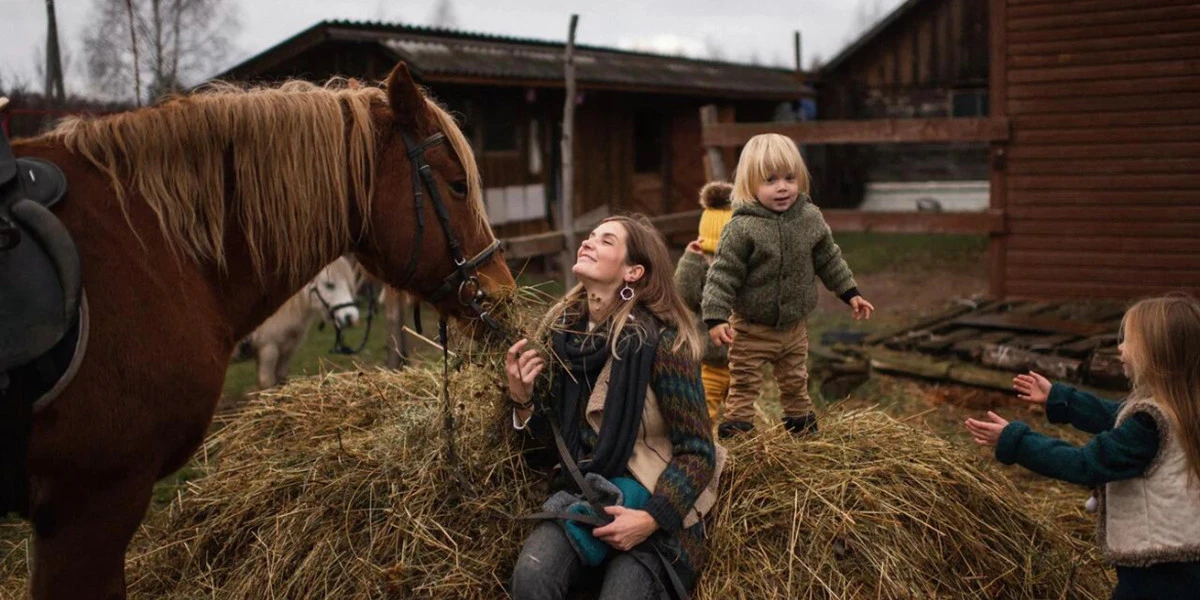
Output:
[1014,125,1200,145]
[1006,266,1200,286]
[1009,30,1200,56]
[1009,58,1200,84]
[1008,17,1200,45]
[1008,158,1200,175]
[1009,0,1196,19]
[1009,92,1200,115]
[1009,174,1200,190]
[1006,235,1200,253]
[1008,143,1200,160]
[1008,205,1200,221]
[1009,5,1200,32]
[1008,189,1200,204]
[1008,75,1200,100]
[1010,44,1200,70]
[1008,220,1200,236]
[1007,250,1200,270]
[1012,109,1200,130]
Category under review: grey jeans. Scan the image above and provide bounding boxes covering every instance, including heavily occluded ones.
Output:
[510,521,668,600]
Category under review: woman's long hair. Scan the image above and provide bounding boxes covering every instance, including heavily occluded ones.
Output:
[544,214,703,361]
[1121,293,1200,483]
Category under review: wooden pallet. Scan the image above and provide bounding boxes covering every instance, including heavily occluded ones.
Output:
[856,299,1129,397]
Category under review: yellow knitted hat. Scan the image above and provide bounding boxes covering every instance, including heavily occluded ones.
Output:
[697,182,733,254]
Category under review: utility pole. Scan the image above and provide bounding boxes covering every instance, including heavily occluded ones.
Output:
[44,0,65,102]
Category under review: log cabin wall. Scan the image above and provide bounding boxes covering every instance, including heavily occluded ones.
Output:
[994,0,1200,299]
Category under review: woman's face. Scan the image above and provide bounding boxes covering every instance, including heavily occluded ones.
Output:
[573,221,634,288]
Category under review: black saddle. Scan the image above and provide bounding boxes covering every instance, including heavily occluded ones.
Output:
[0,124,81,518]
[0,129,79,374]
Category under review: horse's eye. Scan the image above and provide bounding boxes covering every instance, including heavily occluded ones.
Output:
[325,282,336,291]
[449,181,469,196]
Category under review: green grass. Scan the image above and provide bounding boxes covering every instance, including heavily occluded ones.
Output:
[833,232,987,275]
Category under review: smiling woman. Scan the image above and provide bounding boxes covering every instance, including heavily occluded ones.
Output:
[503,214,722,600]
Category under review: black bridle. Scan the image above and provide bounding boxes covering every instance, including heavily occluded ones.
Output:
[395,131,508,338]
[309,278,378,356]
[394,130,514,470]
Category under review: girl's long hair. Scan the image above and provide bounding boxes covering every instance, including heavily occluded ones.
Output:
[1122,293,1200,483]
[544,215,703,361]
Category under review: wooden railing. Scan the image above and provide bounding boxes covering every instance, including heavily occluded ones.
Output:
[500,207,1004,260]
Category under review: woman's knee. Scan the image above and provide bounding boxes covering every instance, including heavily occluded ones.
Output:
[510,524,578,600]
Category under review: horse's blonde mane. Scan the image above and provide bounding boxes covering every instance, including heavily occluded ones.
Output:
[41,77,488,282]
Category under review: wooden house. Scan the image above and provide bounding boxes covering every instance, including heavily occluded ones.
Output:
[813,0,990,209]
[218,21,807,239]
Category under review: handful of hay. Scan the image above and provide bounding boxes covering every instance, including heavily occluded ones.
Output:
[128,365,1109,599]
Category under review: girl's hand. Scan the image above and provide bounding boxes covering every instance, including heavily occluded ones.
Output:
[593,507,659,551]
[1012,371,1052,405]
[849,296,874,320]
[964,412,1010,447]
[686,239,704,255]
[709,323,735,346]
[504,339,544,405]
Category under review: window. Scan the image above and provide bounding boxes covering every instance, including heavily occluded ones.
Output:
[633,111,665,174]
[951,90,989,117]
[482,100,519,152]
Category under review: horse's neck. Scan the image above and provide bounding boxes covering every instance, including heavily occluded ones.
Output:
[267,289,322,332]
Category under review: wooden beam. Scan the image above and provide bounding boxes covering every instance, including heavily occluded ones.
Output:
[822,209,1006,234]
[699,105,729,180]
[503,230,565,260]
[989,0,1009,300]
[701,117,1011,147]
[560,14,579,288]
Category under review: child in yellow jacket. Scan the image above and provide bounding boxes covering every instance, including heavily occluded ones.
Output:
[674,182,733,423]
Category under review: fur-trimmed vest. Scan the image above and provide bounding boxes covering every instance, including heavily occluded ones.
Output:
[1100,399,1200,567]
[585,361,726,528]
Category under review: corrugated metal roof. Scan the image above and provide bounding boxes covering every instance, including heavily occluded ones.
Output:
[226,20,806,99]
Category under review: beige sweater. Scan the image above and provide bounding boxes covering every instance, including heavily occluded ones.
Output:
[584,361,726,528]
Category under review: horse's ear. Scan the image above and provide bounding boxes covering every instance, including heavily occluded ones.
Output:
[386,62,428,131]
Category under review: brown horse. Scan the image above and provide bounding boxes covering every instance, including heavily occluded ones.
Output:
[8,63,513,599]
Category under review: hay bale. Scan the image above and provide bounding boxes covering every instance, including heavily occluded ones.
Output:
[128,366,1109,599]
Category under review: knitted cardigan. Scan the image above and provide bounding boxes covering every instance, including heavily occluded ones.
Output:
[702,196,858,329]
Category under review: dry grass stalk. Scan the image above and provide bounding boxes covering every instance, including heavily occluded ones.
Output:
[122,361,1109,599]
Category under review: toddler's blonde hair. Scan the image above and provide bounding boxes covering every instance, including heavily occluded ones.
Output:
[732,133,811,208]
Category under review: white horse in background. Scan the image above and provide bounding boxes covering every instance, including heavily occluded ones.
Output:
[244,256,360,388]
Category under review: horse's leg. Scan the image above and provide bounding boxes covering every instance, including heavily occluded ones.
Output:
[30,472,156,600]
[274,340,296,385]
[257,344,280,389]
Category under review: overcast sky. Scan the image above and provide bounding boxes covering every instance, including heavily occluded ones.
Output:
[1,0,903,97]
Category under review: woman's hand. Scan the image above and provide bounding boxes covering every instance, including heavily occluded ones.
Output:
[1013,371,1051,405]
[505,339,544,406]
[685,239,704,255]
[964,412,1010,447]
[709,323,735,347]
[849,296,875,320]
[593,507,659,552]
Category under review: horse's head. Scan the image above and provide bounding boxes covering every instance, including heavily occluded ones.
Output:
[354,62,515,324]
[306,257,360,329]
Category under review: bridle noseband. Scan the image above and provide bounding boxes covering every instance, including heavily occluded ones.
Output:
[395,130,508,337]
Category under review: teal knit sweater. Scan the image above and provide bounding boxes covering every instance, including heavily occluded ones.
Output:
[996,384,1160,487]
[701,197,858,328]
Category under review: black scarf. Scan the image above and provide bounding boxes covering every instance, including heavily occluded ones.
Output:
[550,311,661,480]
